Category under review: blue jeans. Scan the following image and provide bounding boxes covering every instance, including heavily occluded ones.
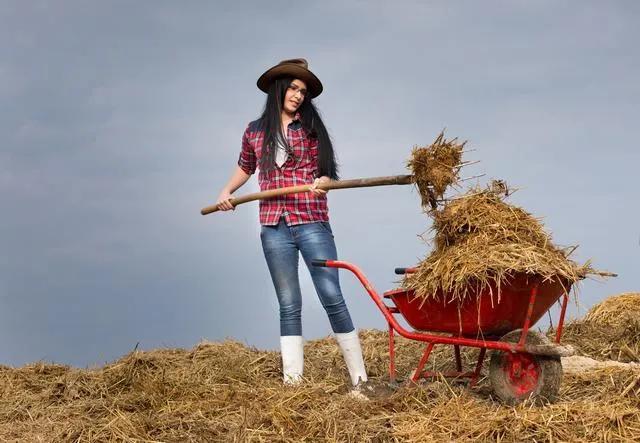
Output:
[260,218,355,336]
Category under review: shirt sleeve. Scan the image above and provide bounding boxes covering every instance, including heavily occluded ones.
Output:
[237,125,256,175]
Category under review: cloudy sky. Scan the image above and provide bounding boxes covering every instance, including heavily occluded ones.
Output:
[1,1,638,367]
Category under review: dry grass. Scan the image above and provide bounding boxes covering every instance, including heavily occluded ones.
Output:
[407,132,465,210]
[0,329,638,442]
[403,134,612,305]
[556,292,640,363]
[585,292,640,327]
[403,186,596,302]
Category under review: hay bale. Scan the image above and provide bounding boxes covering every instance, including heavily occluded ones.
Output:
[407,132,465,209]
[403,186,594,302]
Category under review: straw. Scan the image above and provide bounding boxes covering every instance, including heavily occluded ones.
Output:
[402,185,599,302]
[557,292,640,363]
[407,132,466,210]
[0,329,637,442]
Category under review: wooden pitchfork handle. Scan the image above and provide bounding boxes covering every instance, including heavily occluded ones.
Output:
[201,174,413,215]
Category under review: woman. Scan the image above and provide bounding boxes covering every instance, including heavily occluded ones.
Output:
[216,58,368,390]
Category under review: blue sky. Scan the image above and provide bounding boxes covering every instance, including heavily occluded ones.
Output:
[1,1,638,366]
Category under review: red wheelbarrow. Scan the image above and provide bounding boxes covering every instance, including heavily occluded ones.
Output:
[311,259,575,405]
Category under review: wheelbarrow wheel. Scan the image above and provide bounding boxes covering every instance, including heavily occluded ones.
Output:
[489,329,562,405]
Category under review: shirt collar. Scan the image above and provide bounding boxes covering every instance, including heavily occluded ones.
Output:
[285,112,302,130]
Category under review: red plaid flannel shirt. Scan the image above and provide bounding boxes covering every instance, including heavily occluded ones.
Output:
[237,115,329,226]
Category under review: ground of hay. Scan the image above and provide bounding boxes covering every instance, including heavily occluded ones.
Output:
[0,329,638,442]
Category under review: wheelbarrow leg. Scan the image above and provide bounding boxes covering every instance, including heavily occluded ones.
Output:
[454,345,463,372]
[518,282,540,348]
[470,348,487,387]
[412,343,435,382]
[555,292,569,344]
[388,322,396,383]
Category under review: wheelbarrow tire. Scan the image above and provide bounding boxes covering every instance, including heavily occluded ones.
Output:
[489,329,562,405]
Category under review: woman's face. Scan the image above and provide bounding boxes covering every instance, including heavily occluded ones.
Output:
[283,78,307,114]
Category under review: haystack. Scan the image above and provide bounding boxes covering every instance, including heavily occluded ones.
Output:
[585,292,640,327]
[559,292,640,362]
[403,185,594,302]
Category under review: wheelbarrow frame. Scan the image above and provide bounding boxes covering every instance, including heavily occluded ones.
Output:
[312,259,572,386]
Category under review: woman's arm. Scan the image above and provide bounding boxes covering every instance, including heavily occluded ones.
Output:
[216,165,252,211]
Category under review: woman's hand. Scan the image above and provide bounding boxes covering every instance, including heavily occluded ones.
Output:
[216,189,235,211]
[310,176,331,195]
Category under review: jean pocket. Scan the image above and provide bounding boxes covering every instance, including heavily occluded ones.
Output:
[319,222,333,235]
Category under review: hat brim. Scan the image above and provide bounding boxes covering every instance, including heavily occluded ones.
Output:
[257,64,323,98]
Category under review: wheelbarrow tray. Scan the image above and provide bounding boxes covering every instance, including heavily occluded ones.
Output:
[385,273,570,336]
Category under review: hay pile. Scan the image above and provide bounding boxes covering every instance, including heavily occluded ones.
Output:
[407,132,465,209]
[558,292,640,363]
[402,133,610,302]
[0,330,638,442]
[403,185,595,302]
[585,292,640,326]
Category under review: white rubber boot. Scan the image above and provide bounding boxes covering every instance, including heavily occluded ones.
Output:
[280,335,304,385]
[335,329,368,386]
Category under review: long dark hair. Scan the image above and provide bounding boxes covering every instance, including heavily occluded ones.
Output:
[258,77,339,179]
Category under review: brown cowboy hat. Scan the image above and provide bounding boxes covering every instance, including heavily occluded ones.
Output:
[256,58,323,98]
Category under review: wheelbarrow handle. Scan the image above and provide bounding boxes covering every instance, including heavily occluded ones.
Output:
[395,267,417,275]
[200,174,413,215]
